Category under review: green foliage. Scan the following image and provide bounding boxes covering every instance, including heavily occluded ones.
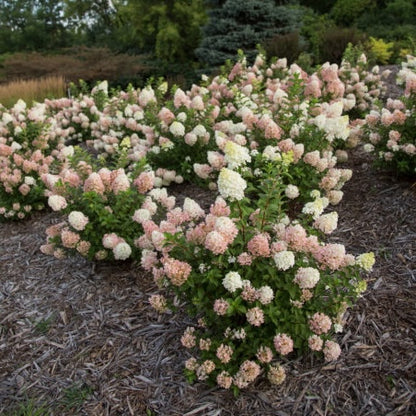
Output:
[60,383,93,411]
[63,0,118,47]
[0,0,73,53]
[330,0,375,27]
[33,316,54,335]
[297,0,333,14]
[368,37,394,64]
[262,31,302,64]
[117,0,207,63]
[295,52,315,74]
[385,0,416,23]
[0,105,66,221]
[356,0,416,41]
[149,151,370,390]
[196,0,306,68]
[342,42,369,66]
[301,6,368,64]
[43,155,159,262]
[314,25,366,64]
[9,398,50,416]
[301,12,336,64]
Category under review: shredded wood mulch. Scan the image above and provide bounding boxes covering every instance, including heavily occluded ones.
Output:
[1,147,415,416]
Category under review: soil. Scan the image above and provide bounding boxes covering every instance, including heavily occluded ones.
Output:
[0,68,415,415]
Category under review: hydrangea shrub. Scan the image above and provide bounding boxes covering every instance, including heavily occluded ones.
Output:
[144,155,374,391]
[0,100,66,220]
[362,55,416,176]
[40,157,167,261]
[0,51,383,391]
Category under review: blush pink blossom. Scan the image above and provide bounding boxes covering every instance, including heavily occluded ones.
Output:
[273,333,294,355]
[68,211,89,231]
[284,224,308,251]
[163,257,192,286]
[76,240,91,256]
[308,335,323,351]
[205,231,228,254]
[256,346,273,363]
[237,252,252,266]
[267,364,286,385]
[111,170,130,194]
[216,344,233,364]
[141,249,158,271]
[309,312,332,335]
[157,107,175,124]
[60,229,80,248]
[193,163,213,179]
[181,327,196,348]
[233,360,261,389]
[314,243,346,270]
[149,294,168,313]
[18,183,30,196]
[83,172,105,194]
[247,233,271,257]
[323,340,341,361]
[48,195,67,211]
[215,216,238,244]
[102,233,122,249]
[246,307,264,326]
[213,298,230,316]
[216,371,233,389]
[134,171,155,194]
[210,197,230,217]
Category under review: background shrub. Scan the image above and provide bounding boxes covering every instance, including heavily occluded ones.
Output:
[0,47,150,88]
[330,0,376,27]
[317,27,366,64]
[263,31,302,64]
[368,37,394,64]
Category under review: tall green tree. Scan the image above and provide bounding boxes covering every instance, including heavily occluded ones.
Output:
[330,0,376,27]
[196,0,305,68]
[356,0,416,40]
[116,0,207,62]
[0,0,71,53]
[63,0,119,46]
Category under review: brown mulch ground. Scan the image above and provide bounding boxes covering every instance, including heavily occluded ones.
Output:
[0,147,415,416]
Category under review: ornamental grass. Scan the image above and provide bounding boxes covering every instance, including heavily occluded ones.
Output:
[0,75,66,108]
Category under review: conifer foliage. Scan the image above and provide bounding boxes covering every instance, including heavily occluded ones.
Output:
[196,0,304,68]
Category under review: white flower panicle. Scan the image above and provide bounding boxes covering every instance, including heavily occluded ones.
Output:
[273,250,295,271]
[223,271,243,293]
[218,168,247,201]
[224,140,251,169]
[68,211,89,231]
[113,242,132,260]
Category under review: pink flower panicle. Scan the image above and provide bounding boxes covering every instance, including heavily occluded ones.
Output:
[309,312,332,335]
[163,257,192,286]
[273,333,294,355]
[247,233,271,257]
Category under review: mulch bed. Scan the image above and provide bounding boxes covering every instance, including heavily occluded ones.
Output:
[0,146,415,416]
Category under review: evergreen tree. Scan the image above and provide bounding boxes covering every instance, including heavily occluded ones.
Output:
[196,0,305,68]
